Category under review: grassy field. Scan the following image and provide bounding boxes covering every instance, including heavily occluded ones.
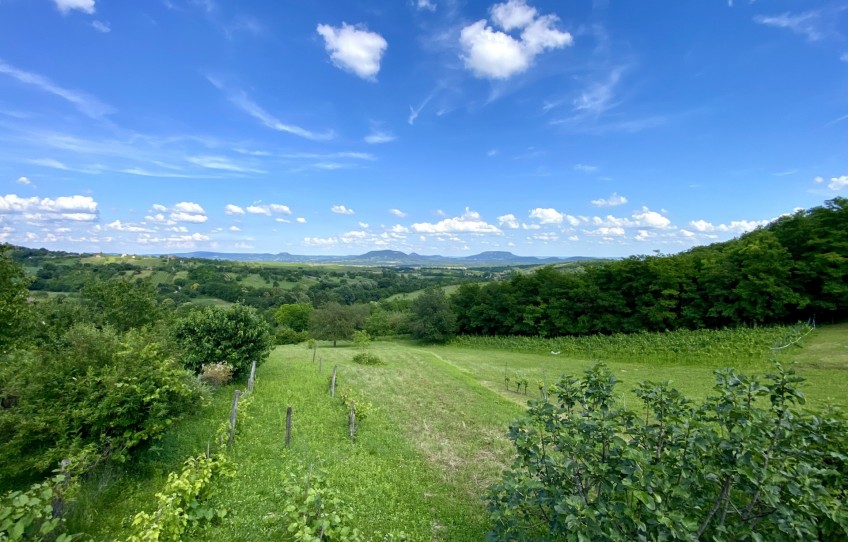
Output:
[386,283,463,301]
[65,324,847,540]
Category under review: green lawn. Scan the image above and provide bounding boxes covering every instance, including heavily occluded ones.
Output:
[64,324,848,540]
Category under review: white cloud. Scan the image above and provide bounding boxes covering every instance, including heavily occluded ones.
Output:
[358,222,370,229]
[389,208,407,218]
[688,219,768,234]
[53,0,95,14]
[0,60,113,118]
[16,176,31,185]
[498,213,520,229]
[207,77,333,140]
[411,207,501,234]
[459,0,572,80]
[754,11,823,42]
[296,217,307,224]
[365,131,396,144]
[91,20,110,33]
[529,207,580,226]
[0,194,98,221]
[574,163,597,173]
[573,66,626,116]
[224,204,245,215]
[152,203,168,212]
[304,236,338,247]
[416,0,436,11]
[246,203,291,216]
[820,175,848,191]
[591,193,628,207]
[332,204,355,215]
[106,220,154,233]
[585,226,625,237]
[491,0,538,30]
[316,23,388,81]
[229,225,241,231]
[187,155,264,173]
[174,202,204,214]
[632,207,671,229]
[529,232,558,241]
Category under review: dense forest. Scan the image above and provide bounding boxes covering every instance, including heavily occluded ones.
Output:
[452,198,848,336]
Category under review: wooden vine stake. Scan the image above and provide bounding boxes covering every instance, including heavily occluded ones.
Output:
[312,342,317,363]
[348,400,356,442]
[247,360,257,394]
[285,406,292,447]
[228,389,241,446]
[318,356,323,373]
[330,365,337,398]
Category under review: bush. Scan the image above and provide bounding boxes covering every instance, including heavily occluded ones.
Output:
[274,325,309,345]
[488,363,848,541]
[0,324,204,482]
[352,352,383,366]
[199,363,233,387]
[173,304,272,378]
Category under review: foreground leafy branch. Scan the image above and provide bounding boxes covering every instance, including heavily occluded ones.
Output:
[488,362,848,541]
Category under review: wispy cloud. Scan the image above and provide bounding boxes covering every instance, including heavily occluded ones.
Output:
[331,204,355,215]
[591,193,628,207]
[208,77,333,140]
[365,130,396,144]
[754,10,825,42]
[91,20,110,33]
[0,59,114,118]
[186,155,266,173]
[409,87,440,125]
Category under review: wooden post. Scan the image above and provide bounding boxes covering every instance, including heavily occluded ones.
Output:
[228,390,241,446]
[285,406,292,447]
[330,365,337,397]
[247,360,256,394]
[312,342,317,363]
[348,401,356,442]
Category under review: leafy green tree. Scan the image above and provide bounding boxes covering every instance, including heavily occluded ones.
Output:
[309,302,368,347]
[81,277,161,332]
[409,287,456,343]
[488,363,848,541]
[0,244,32,352]
[173,303,272,377]
[352,329,371,350]
[274,302,313,332]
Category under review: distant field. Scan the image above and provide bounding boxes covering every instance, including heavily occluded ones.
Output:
[387,283,463,301]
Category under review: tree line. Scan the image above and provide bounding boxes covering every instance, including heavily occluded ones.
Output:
[453,198,848,337]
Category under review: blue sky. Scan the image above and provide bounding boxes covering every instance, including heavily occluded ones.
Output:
[0,0,846,257]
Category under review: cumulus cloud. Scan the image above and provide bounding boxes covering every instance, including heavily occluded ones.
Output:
[632,207,670,229]
[296,217,307,224]
[591,193,628,207]
[229,226,241,231]
[53,0,95,14]
[316,23,388,81]
[0,194,98,221]
[389,208,407,218]
[105,220,154,233]
[146,202,208,224]
[417,0,436,11]
[16,176,31,185]
[411,207,501,234]
[529,207,580,226]
[246,203,291,216]
[816,174,848,191]
[498,213,520,228]
[304,236,338,247]
[332,204,355,215]
[688,218,768,234]
[459,0,572,80]
[224,204,245,215]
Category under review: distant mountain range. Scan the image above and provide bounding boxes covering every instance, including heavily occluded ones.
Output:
[164,249,596,267]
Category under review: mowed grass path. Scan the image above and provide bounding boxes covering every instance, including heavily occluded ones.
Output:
[186,343,524,541]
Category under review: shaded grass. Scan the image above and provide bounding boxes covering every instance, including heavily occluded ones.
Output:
[64,384,239,540]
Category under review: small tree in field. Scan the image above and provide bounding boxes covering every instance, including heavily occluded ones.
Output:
[408,287,456,343]
[309,302,367,347]
[173,303,272,378]
[488,363,848,541]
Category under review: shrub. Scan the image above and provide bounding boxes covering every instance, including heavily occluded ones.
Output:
[352,330,371,350]
[488,362,848,541]
[199,363,233,387]
[352,352,383,366]
[173,304,272,378]
[274,325,309,346]
[0,324,205,482]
